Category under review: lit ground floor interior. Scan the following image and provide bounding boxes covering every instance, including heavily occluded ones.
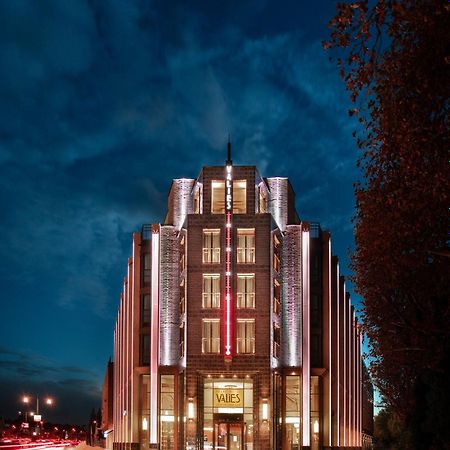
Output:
[114,368,369,450]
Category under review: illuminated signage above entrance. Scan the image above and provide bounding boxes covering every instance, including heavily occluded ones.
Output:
[213,387,244,408]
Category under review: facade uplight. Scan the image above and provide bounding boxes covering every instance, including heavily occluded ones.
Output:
[313,419,319,434]
[187,399,195,420]
[261,400,269,421]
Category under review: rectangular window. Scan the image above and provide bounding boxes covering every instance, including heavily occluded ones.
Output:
[310,376,321,450]
[159,375,175,449]
[141,334,150,365]
[211,180,247,214]
[180,323,185,358]
[202,274,220,308]
[273,234,281,272]
[233,180,247,214]
[259,187,267,213]
[273,323,281,358]
[236,319,255,354]
[179,279,185,314]
[202,319,220,353]
[311,334,322,367]
[203,229,220,263]
[194,187,201,214]
[237,228,255,263]
[142,294,151,326]
[211,180,225,214]
[273,279,281,315]
[286,376,302,446]
[237,274,255,308]
[311,294,321,327]
[179,234,186,272]
[143,253,151,284]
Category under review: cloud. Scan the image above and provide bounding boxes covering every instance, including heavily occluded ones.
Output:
[0,347,101,424]
[0,0,364,424]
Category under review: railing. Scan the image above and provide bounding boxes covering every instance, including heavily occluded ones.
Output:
[237,293,255,308]
[202,293,220,308]
[237,248,255,263]
[202,248,220,263]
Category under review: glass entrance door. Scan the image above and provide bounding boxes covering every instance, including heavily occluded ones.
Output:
[214,422,244,450]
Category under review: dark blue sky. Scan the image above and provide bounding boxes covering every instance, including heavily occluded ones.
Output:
[0,0,361,424]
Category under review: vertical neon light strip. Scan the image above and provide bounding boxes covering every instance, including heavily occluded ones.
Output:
[224,164,233,359]
[302,228,310,446]
[150,228,160,444]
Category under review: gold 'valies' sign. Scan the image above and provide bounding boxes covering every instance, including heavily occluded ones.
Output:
[213,388,244,408]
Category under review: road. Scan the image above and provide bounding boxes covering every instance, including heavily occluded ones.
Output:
[0,440,80,450]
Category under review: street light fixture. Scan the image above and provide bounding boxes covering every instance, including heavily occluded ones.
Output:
[21,394,54,434]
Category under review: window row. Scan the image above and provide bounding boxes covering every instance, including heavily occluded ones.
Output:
[203,228,255,264]
[202,274,255,308]
[202,319,255,354]
[194,180,269,215]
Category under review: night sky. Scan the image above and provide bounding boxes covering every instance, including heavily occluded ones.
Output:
[0,0,362,425]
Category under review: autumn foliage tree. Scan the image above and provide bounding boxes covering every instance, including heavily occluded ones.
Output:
[325,1,449,448]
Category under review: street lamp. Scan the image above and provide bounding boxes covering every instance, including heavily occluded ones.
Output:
[21,394,54,434]
[22,394,54,416]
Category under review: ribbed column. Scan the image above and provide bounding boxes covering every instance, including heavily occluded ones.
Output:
[172,179,195,230]
[267,177,289,232]
[281,225,302,367]
[159,226,180,366]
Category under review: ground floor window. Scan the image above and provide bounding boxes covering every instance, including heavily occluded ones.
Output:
[160,374,175,450]
[139,375,150,447]
[285,375,302,449]
[310,376,321,450]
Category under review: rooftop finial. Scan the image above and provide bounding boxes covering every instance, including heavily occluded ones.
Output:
[226,134,232,165]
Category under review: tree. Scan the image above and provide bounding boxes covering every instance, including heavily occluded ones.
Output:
[324,1,450,448]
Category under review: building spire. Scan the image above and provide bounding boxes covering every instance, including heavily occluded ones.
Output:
[226,134,232,165]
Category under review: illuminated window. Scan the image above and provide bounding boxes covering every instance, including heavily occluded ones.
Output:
[273,323,280,358]
[259,187,267,213]
[202,274,220,308]
[310,376,321,450]
[211,180,225,214]
[203,229,220,263]
[273,234,281,272]
[237,229,255,263]
[194,186,201,214]
[233,180,247,213]
[237,274,255,308]
[179,323,185,358]
[180,235,186,272]
[273,279,281,315]
[286,375,302,447]
[179,279,185,314]
[159,375,175,449]
[202,319,220,353]
[236,319,255,354]
[212,180,247,214]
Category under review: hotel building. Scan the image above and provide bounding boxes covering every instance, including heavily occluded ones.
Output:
[106,149,373,450]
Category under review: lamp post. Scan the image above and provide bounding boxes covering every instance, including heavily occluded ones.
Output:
[22,395,54,435]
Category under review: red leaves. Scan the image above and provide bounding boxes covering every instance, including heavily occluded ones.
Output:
[325,0,450,440]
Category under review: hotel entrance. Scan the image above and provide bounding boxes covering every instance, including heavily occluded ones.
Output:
[203,378,253,449]
[213,415,244,450]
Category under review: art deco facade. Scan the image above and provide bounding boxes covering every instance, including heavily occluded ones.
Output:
[106,153,373,450]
